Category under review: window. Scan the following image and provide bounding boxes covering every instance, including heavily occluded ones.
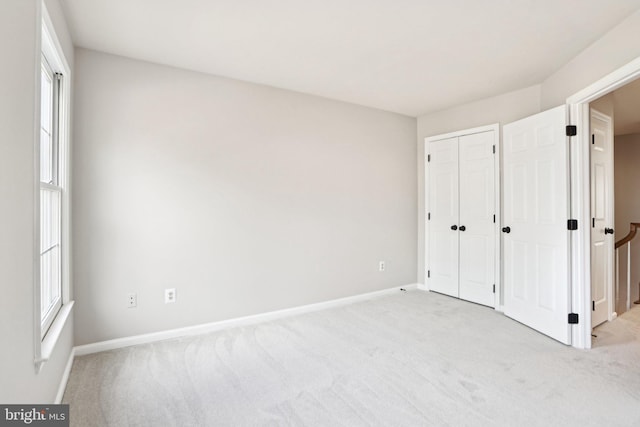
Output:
[36,6,73,358]
[35,3,73,371]
[39,56,63,337]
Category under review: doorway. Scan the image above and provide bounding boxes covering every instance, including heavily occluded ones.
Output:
[568,55,640,348]
[590,79,640,324]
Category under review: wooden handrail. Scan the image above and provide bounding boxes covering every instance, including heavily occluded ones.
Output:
[615,222,640,249]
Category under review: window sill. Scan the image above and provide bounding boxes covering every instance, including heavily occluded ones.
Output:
[36,300,74,373]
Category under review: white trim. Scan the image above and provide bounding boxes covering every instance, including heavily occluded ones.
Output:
[567,54,640,349]
[424,145,430,291]
[627,243,632,311]
[75,284,418,356]
[54,347,75,404]
[567,56,640,105]
[424,124,501,309]
[424,124,500,142]
[37,301,74,371]
[32,0,44,374]
[41,7,68,78]
[417,283,428,291]
[41,1,71,310]
[567,102,591,349]
[493,125,502,311]
[35,1,73,370]
[424,145,429,291]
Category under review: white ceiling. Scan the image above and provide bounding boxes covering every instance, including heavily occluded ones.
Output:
[60,0,640,117]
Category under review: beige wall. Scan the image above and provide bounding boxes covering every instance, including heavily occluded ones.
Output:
[0,0,74,403]
[72,49,417,345]
[591,93,615,120]
[614,133,640,308]
[541,9,640,109]
[415,85,541,285]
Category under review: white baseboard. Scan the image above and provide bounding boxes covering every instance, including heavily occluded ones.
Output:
[54,347,75,404]
[75,283,418,356]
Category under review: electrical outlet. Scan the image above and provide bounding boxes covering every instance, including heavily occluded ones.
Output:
[127,293,137,308]
[379,261,385,272]
[165,288,176,304]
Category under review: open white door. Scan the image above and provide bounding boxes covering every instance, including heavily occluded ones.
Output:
[503,106,571,345]
[590,108,614,327]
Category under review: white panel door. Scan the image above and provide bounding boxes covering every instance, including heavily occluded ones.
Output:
[590,109,614,327]
[429,137,459,297]
[459,132,495,307]
[503,106,571,345]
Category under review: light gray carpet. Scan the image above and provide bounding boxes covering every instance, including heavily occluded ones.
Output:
[63,290,640,426]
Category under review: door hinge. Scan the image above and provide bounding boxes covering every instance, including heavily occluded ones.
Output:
[493,214,496,223]
[592,218,595,228]
[428,154,431,162]
[592,134,595,145]
[568,219,578,231]
[493,284,496,294]
[568,313,579,324]
[492,144,496,154]
[592,301,595,311]
[566,125,577,137]
[427,270,430,278]
[428,212,431,220]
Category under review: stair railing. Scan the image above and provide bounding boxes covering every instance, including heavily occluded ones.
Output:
[615,223,640,311]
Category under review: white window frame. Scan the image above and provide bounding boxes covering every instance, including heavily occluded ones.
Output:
[40,55,62,336]
[34,3,73,371]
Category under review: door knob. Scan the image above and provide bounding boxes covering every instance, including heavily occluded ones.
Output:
[451,225,458,230]
[459,225,466,231]
[605,228,614,235]
[502,226,511,233]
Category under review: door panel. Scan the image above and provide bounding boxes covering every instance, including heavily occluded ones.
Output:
[536,160,556,223]
[536,244,558,311]
[503,106,571,345]
[590,109,613,327]
[429,138,459,297]
[509,240,528,301]
[509,162,528,222]
[459,132,495,306]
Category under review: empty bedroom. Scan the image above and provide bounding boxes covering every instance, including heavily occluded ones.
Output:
[2,0,640,426]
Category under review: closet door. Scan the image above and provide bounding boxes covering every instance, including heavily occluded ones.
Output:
[428,137,459,297]
[458,132,495,307]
